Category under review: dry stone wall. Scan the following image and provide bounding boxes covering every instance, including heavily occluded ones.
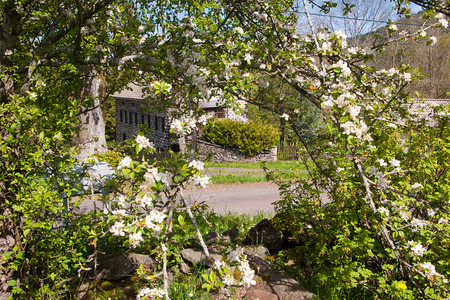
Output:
[196,139,277,162]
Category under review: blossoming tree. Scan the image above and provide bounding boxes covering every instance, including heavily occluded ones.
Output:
[1,0,448,298]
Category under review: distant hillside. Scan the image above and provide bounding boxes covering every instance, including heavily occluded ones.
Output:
[358,12,450,99]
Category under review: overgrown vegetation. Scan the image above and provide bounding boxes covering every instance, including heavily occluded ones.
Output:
[1,0,449,299]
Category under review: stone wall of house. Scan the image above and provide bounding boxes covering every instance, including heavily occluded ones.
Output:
[115,99,172,151]
[196,139,277,162]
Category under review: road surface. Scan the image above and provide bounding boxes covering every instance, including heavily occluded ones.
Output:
[76,182,281,216]
[185,182,281,216]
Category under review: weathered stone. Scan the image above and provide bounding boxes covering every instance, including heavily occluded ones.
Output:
[248,254,316,300]
[180,261,191,274]
[243,219,284,252]
[222,228,239,243]
[197,140,277,163]
[206,231,219,242]
[245,245,270,258]
[244,289,278,300]
[181,248,223,267]
[210,287,231,300]
[90,252,156,281]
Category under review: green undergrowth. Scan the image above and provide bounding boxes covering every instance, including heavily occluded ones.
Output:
[197,210,273,239]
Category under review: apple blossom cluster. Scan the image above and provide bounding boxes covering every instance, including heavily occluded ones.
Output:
[170,112,214,136]
[109,205,168,246]
[211,246,256,288]
[136,135,155,150]
[136,287,167,300]
[418,262,448,283]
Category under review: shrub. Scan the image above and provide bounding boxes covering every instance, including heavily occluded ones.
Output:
[202,119,280,156]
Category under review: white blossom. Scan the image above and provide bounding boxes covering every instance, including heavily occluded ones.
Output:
[137,194,153,208]
[400,210,411,221]
[400,72,412,82]
[438,18,448,28]
[429,36,437,46]
[378,207,390,217]
[389,24,398,31]
[223,274,237,286]
[281,113,290,121]
[129,231,143,248]
[136,287,166,299]
[243,52,253,64]
[118,156,133,170]
[188,160,205,171]
[377,159,387,167]
[334,30,347,40]
[170,119,185,136]
[189,174,210,188]
[110,221,126,236]
[389,158,400,167]
[234,27,244,35]
[411,182,423,189]
[410,243,426,256]
[410,218,427,230]
[135,135,154,150]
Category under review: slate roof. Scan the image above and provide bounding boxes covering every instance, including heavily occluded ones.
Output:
[112,83,222,108]
[112,83,146,100]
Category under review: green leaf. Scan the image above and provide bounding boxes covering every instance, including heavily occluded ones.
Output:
[201,274,209,281]
[209,271,217,282]
[6,280,17,287]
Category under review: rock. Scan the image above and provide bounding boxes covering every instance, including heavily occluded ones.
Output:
[244,289,278,300]
[180,261,191,274]
[248,254,316,300]
[181,248,223,267]
[243,218,284,252]
[90,253,156,281]
[222,228,239,243]
[245,245,270,258]
[210,286,231,300]
[206,231,219,242]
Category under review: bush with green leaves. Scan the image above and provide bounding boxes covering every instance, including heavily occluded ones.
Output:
[202,119,280,156]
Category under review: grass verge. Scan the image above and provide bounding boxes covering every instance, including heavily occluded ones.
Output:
[209,171,309,184]
[205,159,310,171]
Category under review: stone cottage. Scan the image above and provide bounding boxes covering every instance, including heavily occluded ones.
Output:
[112,83,248,152]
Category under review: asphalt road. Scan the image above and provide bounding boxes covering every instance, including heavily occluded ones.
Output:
[76,182,281,216]
[185,182,280,216]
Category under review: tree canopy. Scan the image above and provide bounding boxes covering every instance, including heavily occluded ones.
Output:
[1,0,449,298]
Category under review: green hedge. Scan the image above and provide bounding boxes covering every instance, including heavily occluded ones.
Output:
[202,119,280,156]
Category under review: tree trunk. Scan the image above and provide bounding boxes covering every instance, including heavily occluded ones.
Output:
[73,71,108,161]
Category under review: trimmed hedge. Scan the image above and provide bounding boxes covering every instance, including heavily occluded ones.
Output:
[202,119,280,156]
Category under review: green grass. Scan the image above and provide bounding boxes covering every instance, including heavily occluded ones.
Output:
[205,159,310,171]
[208,170,309,184]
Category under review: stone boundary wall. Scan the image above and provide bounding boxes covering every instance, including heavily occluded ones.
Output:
[196,139,277,162]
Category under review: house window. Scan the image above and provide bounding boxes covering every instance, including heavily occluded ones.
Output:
[134,112,138,125]
[122,133,127,141]
[159,117,165,132]
[122,101,125,106]
[124,110,128,123]
[155,116,159,131]
[129,111,133,124]
[215,108,225,118]
[141,114,145,125]
[120,110,123,123]
[147,115,151,125]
